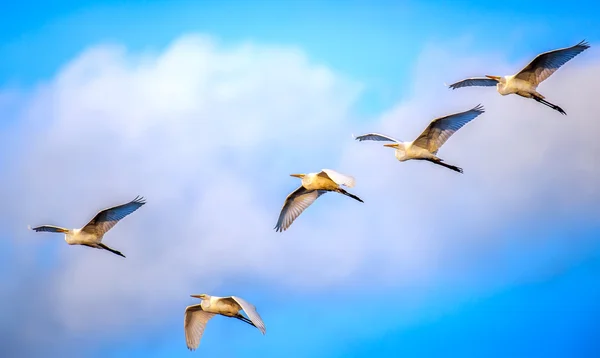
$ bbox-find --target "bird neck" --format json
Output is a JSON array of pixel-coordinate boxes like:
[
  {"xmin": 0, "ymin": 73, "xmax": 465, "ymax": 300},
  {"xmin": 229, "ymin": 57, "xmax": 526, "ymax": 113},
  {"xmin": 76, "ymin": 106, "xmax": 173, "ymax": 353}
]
[
  {"xmin": 301, "ymin": 175, "xmax": 314, "ymax": 187},
  {"xmin": 394, "ymin": 142, "xmax": 408, "ymax": 160},
  {"xmin": 64, "ymin": 229, "xmax": 76, "ymax": 244}
]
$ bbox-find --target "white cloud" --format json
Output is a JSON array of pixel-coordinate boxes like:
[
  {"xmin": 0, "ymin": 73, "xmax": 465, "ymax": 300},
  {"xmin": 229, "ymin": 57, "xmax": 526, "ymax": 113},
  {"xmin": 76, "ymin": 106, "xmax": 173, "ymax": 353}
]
[{"xmin": 1, "ymin": 34, "xmax": 599, "ymax": 354}]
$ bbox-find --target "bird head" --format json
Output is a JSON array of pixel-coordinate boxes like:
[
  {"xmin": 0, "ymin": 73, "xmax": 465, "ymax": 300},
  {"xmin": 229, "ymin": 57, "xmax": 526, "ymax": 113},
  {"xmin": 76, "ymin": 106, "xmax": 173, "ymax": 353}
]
[
  {"xmin": 190, "ymin": 294, "xmax": 208, "ymax": 300},
  {"xmin": 485, "ymin": 75, "xmax": 504, "ymax": 83},
  {"xmin": 290, "ymin": 173, "xmax": 306, "ymax": 179}
]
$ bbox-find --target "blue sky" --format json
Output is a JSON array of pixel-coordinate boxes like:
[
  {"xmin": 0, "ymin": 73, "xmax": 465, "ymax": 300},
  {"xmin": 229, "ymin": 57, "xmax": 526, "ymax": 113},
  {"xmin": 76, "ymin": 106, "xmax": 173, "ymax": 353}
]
[{"xmin": 1, "ymin": 1, "xmax": 600, "ymax": 357}]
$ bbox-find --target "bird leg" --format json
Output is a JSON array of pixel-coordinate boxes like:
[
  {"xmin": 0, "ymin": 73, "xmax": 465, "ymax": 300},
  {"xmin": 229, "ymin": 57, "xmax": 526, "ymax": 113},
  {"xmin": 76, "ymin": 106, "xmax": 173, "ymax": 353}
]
[
  {"xmin": 336, "ymin": 188, "xmax": 364, "ymax": 203},
  {"xmin": 97, "ymin": 243, "xmax": 126, "ymax": 258},
  {"xmin": 234, "ymin": 314, "xmax": 257, "ymax": 328},
  {"xmin": 532, "ymin": 96, "xmax": 566, "ymax": 115},
  {"xmin": 424, "ymin": 158, "xmax": 463, "ymax": 173}
]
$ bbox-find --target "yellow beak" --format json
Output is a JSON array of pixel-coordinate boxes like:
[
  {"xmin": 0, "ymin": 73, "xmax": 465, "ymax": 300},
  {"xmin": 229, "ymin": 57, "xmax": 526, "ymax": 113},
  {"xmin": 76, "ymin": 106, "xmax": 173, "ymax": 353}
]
[
  {"xmin": 190, "ymin": 294, "xmax": 203, "ymax": 299},
  {"xmin": 290, "ymin": 174, "xmax": 304, "ymax": 178},
  {"xmin": 485, "ymin": 75, "xmax": 501, "ymax": 81},
  {"xmin": 383, "ymin": 143, "xmax": 398, "ymax": 148}
]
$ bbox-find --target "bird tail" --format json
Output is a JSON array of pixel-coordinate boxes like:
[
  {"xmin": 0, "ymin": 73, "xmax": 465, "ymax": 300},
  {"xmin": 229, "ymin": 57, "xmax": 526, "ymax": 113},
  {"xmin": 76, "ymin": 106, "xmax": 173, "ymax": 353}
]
[
  {"xmin": 337, "ymin": 188, "xmax": 364, "ymax": 203},
  {"xmin": 427, "ymin": 159, "xmax": 463, "ymax": 173},
  {"xmin": 533, "ymin": 96, "xmax": 566, "ymax": 115},
  {"xmin": 97, "ymin": 243, "xmax": 126, "ymax": 258}
]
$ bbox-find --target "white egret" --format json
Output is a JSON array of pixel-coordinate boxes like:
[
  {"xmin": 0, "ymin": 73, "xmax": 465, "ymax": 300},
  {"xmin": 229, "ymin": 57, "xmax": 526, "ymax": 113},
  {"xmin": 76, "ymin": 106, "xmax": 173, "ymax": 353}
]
[
  {"xmin": 29, "ymin": 196, "xmax": 146, "ymax": 258},
  {"xmin": 274, "ymin": 169, "xmax": 363, "ymax": 232},
  {"xmin": 447, "ymin": 40, "xmax": 590, "ymax": 115},
  {"xmin": 184, "ymin": 294, "xmax": 266, "ymax": 351},
  {"xmin": 355, "ymin": 104, "xmax": 485, "ymax": 173}
]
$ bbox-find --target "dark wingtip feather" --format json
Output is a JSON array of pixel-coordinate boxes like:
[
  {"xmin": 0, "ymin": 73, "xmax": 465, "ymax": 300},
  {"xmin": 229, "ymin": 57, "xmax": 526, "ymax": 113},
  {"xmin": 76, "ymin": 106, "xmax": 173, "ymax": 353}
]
[
  {"xmin": 131, "ymin": 195, "xmax": 146, "ymax": 205},
  {"xmin": 577, "ymin": 39, "xmax": 591, "ymax": 49},
  {"xmin": 473, "ymin": 103, "xmax": 485, "ymax": 113}
]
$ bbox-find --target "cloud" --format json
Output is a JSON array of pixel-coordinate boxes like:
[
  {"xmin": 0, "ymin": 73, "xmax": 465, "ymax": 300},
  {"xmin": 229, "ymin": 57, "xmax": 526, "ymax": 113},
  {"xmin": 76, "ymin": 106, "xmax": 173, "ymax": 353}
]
[{"xmin": 1, "ymin": 34, "xmax": 599, "ymax": 355}]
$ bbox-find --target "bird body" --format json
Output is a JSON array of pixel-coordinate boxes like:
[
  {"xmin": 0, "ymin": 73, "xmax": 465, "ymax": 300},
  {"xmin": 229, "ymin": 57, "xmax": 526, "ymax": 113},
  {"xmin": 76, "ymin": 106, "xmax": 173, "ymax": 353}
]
[
  {"xmin": 29, "ymin": 196, "xmax": 146, "ymax": 258},
  {"xmin": 447, "ymin": 40, "xmax": 590, "ymax": 115},
  {"xmin": 355, "ymin": 104, "xmax": 485, "ymax": 173},
  {"xmin": 274, "ymin": 169, "xmax": 363, "ymax": 232},
  {"xmin": 184, "ymin": 294, "xmax": 266, "ymax": 351},
  {"xmin": 387, "ymin": 141, "xmax": 437, "ymax": 162},
  {"xmin": 297, "ymin": 171, "xmax": 344, "ymax": 191},
  {"xmin": 65, "ymin": 228, "xmax": 100, "ymax": 245},
  {"xmin": 201, "ymin": 295, "xmax": 243, "ymax": 316}
]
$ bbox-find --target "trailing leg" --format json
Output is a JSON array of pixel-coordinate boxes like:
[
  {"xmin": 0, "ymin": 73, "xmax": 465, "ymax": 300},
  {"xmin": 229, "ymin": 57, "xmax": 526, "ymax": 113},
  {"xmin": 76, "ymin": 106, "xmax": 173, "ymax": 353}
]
[
  {"xmin": 336, "ymin": 188, "xmax": 364, "ymax": 203},
  {"xmin": 97, "ymin": 243, "xmax": 126, "ymax": 258},
  {"xmin": 533, "ymin": 96, "xmax": 566, "ymax": 115},
  {"xmin": 426, "ymin": 158, "xmax": 463, "ymax": 173}
]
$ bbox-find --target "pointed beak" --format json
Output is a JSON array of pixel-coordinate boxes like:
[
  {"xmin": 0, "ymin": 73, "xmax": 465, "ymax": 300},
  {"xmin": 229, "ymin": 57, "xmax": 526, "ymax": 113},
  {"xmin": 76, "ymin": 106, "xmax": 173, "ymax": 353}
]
[
  {"xmin": 485, "ymin": 75, "xmax": 501, "ymax": 81},
  {"xmin": 290, "ymin": 174, "xmax": 304, "ymax": 178},
  {"xmin": 383, "ymin": 143, "xmax": 398, "ymax": 148},
  {"xmin": 190, "ymin": 294, "xmax": 203, "ymax": 299}
]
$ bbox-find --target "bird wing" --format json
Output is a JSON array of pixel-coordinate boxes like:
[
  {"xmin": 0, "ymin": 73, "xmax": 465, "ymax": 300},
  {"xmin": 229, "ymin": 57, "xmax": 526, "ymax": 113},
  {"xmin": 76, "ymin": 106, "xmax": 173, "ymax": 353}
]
[
  {"xmin": 514, "ymin": 40, "xmax": 590, "ymax": 86},
  {"xmin": 446, "ymin": 77, "xmax": 498, "ymax": 89},
  {"xmin": 274, "ymin": 186, "xmax": 325, "ymax": 232},
  {"xmin": 28, "ymin": 225, "xmax": 69, "ymax": 233},
  {"xmin": 412, "ymin": 104, "xmax": 485, "ymax": 153},
  {"xmin": 354, "ymin": 133, "xmax": 400, "ymax": 143},
  {"xmin": 320, "ymin": 169, "xmax": 356, "ymax": 188},
  {"xmin": 81, "ymin": 196, "xmax": 146, "ymax": 236},
  {"xmin": 228, "ymin": 296, "xmax": 266, "ymax": 334},
  {"xmin": 184, "ymin": 304, "xmax": 216, "ymax": 351}
]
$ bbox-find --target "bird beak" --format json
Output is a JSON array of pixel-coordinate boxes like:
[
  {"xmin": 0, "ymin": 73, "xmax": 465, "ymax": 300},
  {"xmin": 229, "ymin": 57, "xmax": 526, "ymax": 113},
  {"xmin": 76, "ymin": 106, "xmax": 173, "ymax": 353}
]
[
  {"xmin": 290, "ymin": 174, "xmax": 304, "ymax": 178},
  {"xmin": 485, "ymin": 75, "xmax": 501, "ymax": 81},
  {"xmin": 383, "ymin": 143, "xmax": 398, "ymax": 148},
  {"xmin": 190, "ymin": 294, "xmax": 203, "ymax": 299}
]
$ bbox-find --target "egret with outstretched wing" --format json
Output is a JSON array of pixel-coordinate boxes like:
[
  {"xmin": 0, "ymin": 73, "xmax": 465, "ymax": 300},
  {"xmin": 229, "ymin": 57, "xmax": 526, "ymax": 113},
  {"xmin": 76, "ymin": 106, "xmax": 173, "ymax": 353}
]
[
  {"xmin": 274, "ymin": 169, "xmax": 363, "ymax": 232},
  {"xmin": 447, "ymin": 40, "xmax": 590, "ymax": 115},
  {"xmin": 355, "ymin": 104, "xmax": 485, "ymax": 173},
  {"xmin": 184, "ymin": 293, "xmax": 266, "ymax": 351},
  {"xmin": 29, "ymin": 196, "xmax": 146, "ymax": 258}
]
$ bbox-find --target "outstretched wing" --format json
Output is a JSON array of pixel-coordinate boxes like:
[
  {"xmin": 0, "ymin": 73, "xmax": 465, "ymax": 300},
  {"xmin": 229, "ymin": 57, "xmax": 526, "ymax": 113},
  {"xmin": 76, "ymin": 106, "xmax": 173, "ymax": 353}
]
[
  {"xmin": 229, "ymin": 296, "xmax": 266, "ymax": 334},
  {"xmin": 412, "ymin": 104, "xmax": 485, "ymax": 153},
  {"xmin": 354, "ymin": 133, "xmax": 400, "ymax": 143},
  {"xmin": 515, "ymin": 40, "xmax": 590, "ymax": 86},
  {"xmin": 320, "ymin": 169, "xmax": 356, "ymax": 188},
  {"xmin": 446, "ymin": 77, "xmax": 498, "ymax": 90},
  {"xmin": 28, "ymin": 225, "xmax": 69, "ymax": 233},
  {"xmin": 81, "ymin": 196, "xmax": 146, "ymax": 236},
  {"xmin": 184, "ymin": 304, "xmax": 216, "ymax": 351},
  {"xmin": 274, "ymin": 186, "xmax": 325, "ymax": 232}
]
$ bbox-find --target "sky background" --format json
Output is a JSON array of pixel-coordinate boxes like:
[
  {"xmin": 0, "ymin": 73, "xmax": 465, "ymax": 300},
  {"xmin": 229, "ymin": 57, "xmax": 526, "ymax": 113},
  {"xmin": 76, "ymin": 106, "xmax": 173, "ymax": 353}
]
[{"xmin": 1, "ymin": 0, "xmax": 599, "ymax": 357}]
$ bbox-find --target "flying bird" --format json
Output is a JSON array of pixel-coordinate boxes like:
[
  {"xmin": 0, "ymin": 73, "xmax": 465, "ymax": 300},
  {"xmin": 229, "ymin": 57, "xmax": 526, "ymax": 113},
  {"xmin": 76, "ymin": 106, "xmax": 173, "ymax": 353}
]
[
  {"xmin": 274, "ymin": 169, "xmax": 363, "ymax": 232},
  {"xmin": 446, "ymin": 40, "xmax": 590, "ymax": 115},
  {"xmin": 354, "ymin": 104, "xmax": 485, "ymax": 173},
  {"xmin": 184, "ymin": 294, "xmax": 266, "ymax": 351},
  {"xmin": 29, "ymin": 196, "xmax": 146, "ymax": 258}
]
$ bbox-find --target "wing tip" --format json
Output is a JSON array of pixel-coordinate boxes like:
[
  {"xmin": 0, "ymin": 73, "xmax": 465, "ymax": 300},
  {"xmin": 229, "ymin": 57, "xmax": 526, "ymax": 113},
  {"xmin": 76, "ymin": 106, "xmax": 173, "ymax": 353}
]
[
  {"xmin": 273, "ymin": 223, "xmax": 286, "ymax": 232},
  {"xmin": 577, "ymin": 39, "xmax": 590, "ymax": 49},
  {"xmin": 131, "ymin": 195, "xmax": 147, "ymax": 206}
]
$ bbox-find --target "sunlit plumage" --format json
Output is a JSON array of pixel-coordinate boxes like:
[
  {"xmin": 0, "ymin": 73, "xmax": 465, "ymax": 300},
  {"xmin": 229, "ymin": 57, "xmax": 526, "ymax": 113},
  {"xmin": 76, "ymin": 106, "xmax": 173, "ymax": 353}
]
[
  {"xmin": 274, "ymin": 169, "xmax": 363, "ymax": 232},
  {"xmin": 29, "ymin": 196, "xmax": 146, "ymax": 258},
  {"xmin": 355, "ymin": 104, "xmax": 485, "ymax": 173},
  {"xmin": 447, "ymin": 40, "xmax": 590, "ymax": 115},
  {"xmin": 184, "ymin": 294, "xmax": 266, "ymax": 351}
]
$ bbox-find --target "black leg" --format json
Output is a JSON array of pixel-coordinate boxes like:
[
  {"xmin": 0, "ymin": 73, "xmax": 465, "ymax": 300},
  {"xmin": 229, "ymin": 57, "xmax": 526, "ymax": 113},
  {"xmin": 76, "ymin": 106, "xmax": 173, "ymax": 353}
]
[
  {"xmin": 533, "ymin": 97, "xmax": 566, "ymax": 115},
  {"xmin": 97, "ymin": 243, "xmax": 126, "ymax": 258}
]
